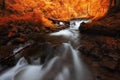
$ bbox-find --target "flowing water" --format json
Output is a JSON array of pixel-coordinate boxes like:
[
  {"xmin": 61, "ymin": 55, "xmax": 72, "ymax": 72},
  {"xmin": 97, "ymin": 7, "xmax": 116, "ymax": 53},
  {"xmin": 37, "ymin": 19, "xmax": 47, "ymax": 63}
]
[{"xmin": 0, "ymin": 19, "xmax": 93, "ymax": 80}]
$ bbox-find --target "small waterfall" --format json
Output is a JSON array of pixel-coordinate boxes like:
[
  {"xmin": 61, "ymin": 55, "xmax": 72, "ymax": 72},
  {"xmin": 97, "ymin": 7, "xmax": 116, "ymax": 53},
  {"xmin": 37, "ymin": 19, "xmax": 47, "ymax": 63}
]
[
  {"xmin": 54, "ymin": 43, "xmax": 93, "ymax": 80},
  {"xmin": 0, "ymin": 19, "xmax": 93, "ymax": 80},
  {"xmin": 14, "ymin": 57, "xmax": 58, "ymax": 80},
  {"xmin": 63, "ymin": 43, "xmax": 83, "ymax": 80},
  {"xmin": 0, "ymin": 57, "xmax": 28, "ymax": 80},
  {"xmin": 55, "ymin": 67, "xmax": 70, "ymax": 80},
  {"xmin": 70, "ymin": 19, "xmax": 91, "ymax": 30}
]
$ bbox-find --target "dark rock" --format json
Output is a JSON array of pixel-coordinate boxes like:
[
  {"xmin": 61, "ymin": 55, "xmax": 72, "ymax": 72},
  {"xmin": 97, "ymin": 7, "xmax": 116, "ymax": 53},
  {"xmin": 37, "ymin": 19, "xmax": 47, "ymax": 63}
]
[
  {"xmin": 108, "ymin": 52, "xmax": 120, "ymax": 61},
  {"xmin": 80, "ymin": 33, "xmax": 120, "ymax": 80},
  {"xmin": 100, "ymin": 56, "xmax": 117, "ymax": 70},
  {"xmin": 118, "ymin": 63, "xmax": 120, "ymax": 72},
  {"xmin": 80, "ymin": 12, "xmax": 120, "ymax": 37},
  {"xmin": 22, "ymin": 42, "xmax": 54, "ymax": 64}
]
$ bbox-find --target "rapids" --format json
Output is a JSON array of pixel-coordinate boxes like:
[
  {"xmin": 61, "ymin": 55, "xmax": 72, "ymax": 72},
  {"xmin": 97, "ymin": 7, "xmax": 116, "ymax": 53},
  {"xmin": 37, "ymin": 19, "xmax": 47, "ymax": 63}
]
[{"xmin": 0, "ymin": 19, "xmax": 93, "ymax": 80}]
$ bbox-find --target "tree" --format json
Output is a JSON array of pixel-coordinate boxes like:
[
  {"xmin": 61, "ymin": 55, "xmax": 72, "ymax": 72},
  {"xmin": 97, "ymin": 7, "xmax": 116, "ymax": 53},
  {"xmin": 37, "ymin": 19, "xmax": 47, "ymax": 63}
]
[
  {"xmin": 108, "ymin": 0, "xmax": 120, "ymax": 13},
  {"xmin": 0, "ymin": 0, "xmax": 6, "ymax": 10},
  {"xmin": 115, "ymin": 0, "xmax": 120, "ymax": 8}
]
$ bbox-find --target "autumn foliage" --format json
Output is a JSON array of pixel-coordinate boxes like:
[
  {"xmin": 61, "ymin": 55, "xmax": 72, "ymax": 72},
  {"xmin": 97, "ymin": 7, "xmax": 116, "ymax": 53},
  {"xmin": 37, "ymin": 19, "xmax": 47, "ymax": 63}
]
[{"xmin": 0, "ymin": 0, "xmax": 110, "ymax": 28}]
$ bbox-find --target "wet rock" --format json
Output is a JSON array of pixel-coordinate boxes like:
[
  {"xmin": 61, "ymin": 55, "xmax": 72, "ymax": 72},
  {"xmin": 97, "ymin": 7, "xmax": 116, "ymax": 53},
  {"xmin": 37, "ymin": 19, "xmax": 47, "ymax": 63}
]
[
  {"xmin": 22, "ymin": 42, "xmax": 54, "ymax": 64},
  {"xmin": 108, "ymin": 52, "xmax": 120, "ymax": 61},
  {"xmin": 80, "ymin": 12, "xmax": 120, "ymax": 37},
  {"xmin": 80, "ymin": 41, "xmax": 95, "ymax": 53},
  {"xmin": 100, "ymin": 57, "xmax": 118, "ymax": 70},
  {"xmin": 80, "ymin": 32, "xmax": 120, "ymax": 80}
]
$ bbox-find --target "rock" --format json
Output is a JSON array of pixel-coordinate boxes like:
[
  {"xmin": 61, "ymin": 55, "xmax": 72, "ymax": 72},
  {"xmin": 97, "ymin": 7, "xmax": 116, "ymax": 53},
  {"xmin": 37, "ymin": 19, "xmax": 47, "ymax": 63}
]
[
  {"xmin": 117, "ymin": 62, "xmax": 120, "ymax": 72},
  {"xmin": 100, "ymin": 56, "xmax": 118, "ymax": 70},
  {"xmin": 108, "ymin": 52, "xmax": 120, "ymax": 61},
  {"xmin": 22, "ymin": 42, "xmax": 54, "ymax": 64},
  {"xmin": 80, "ymin": 33, "xmax": 120, "ymax": 80},
  {"xmin": 79, "ymin": 12, "xmax": 120, "ymax": 37}
]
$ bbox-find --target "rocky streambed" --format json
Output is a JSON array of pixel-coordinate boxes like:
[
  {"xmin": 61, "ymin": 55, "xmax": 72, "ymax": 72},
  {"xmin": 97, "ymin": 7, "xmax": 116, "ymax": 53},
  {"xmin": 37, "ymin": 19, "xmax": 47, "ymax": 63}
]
[
  {"xmin": 80, "ymin": 34, "xmax": 120, "ymax": 80},
  {"xmin": 0, "ymin": 12, "xmax": 120, "ymax": 80}
]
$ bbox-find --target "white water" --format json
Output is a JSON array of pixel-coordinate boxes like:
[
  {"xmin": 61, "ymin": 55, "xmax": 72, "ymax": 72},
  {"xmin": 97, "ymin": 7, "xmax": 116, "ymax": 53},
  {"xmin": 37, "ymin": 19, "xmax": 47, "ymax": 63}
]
[
  {"xmin": 70, "ymin": 19, "xmax": 91, "ymax": 30},
  {"xmin": 0, "ymin": 19, "xmax": 93, "ymax": 80},
  {"xmin": 55, "ymin": 67, "xmax": 70, "ymax": 80},
  {"xmin": 14, "ymin": 57, "xmax": 59, "ymax": 80},
  {"xmin": 0, "ymin": 57, "xmax": 28, "ymax": 80}
]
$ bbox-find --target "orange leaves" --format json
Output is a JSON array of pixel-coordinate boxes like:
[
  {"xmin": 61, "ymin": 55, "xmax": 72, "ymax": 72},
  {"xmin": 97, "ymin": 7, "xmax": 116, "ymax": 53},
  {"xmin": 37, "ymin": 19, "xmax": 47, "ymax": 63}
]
[
  {"xmin": 37, "ymin": 0, "xmax": 110, "ymax": 20},
  {"xmin": 0, "ymin": 0, "xmax": 110, "ymax": 29}
]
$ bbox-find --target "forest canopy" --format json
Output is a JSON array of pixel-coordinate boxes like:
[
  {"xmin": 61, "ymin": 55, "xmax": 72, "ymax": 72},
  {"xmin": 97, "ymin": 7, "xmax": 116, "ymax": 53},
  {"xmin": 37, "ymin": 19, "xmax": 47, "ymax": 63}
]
[{"xmin": 0, "ymin": 0, "xmax": 114, "ymax": 28}]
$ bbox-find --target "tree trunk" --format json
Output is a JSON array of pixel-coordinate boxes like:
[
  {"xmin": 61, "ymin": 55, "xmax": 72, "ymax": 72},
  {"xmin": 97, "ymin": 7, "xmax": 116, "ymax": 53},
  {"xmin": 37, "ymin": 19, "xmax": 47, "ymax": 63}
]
[
  {"xmin": 0, "ymin": 0, "xmax": 5, "ymax": 10},
  {"xmin": 109, "ymin": 0, "xmax": 113, "ymax": 8},
  {"xmin": 115, "ymin": 0, "xmax": 120, "ymax": 8},
  {"xmin": 108, "ymin": 0, "xmax": 113, "ymax": 12}
]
